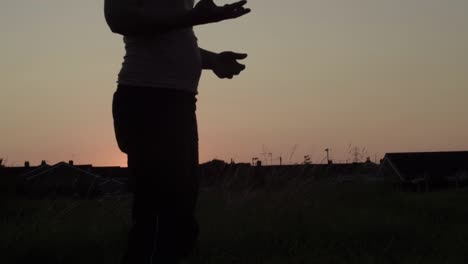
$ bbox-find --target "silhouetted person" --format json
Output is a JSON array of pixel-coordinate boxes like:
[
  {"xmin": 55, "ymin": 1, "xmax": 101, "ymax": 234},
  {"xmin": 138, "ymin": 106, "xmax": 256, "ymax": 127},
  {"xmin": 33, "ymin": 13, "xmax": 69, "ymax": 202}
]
[{"xmin": 104, "ymin": 0, "xmax": 250, "ymax": 263}]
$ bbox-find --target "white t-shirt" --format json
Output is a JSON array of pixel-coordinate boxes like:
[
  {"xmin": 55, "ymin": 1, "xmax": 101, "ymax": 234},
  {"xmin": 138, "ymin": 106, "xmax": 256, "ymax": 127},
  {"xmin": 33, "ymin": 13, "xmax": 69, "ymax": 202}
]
[{"xmin": 117, "ymin": 0, "xmax": 202, "ymax": 93}]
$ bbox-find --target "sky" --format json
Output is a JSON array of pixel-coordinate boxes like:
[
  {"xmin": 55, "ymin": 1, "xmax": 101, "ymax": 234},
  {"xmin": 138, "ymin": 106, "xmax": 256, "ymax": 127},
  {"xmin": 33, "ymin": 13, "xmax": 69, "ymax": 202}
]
[{"xmin": 1, "ymin": 0, "xmax": 468, "ymax": 167}]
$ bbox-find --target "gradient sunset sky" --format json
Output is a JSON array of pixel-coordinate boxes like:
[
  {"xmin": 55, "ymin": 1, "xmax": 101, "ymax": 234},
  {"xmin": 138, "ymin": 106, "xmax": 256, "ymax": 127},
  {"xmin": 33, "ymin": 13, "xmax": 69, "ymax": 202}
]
[{"xmin": 1, "ymin": 0, "xmax": 468, "ymax": 166}]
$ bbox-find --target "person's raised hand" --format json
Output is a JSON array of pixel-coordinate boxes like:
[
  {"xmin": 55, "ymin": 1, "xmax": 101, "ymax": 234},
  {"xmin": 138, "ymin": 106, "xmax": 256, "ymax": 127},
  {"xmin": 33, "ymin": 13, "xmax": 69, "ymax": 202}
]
[
  {"xmin": 193, "ymin": 0, "xmax": 251, "ymax": 25},
  {"xmin": 212, "ymin": 51, "xmax": 248, "ymax": 79}
]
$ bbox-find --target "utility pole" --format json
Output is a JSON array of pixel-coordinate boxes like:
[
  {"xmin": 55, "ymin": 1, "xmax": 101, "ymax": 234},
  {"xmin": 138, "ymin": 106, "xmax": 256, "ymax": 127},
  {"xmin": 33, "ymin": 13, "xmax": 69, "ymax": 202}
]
[
  {"xmin": 289, "ymin": 144, "xmax": 298, "ymax": 164},
  {"xmin": 325, "ymin": 148, "xmax": 331, "ymax": 164},
  {"xmin": 261, "ymin": 145, "xmax": 273, "ymax": 165},
  {"xmin": 348, "ymin": 145, "xmax": 367, "ymax": 163}
]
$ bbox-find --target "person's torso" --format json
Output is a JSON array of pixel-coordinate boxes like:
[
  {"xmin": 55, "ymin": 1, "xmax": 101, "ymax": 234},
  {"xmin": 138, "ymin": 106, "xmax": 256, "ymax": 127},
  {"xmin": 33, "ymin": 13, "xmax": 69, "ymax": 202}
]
[{"xmin": 118, "ymin": 0, "xmax": 201, "ymax": 93}]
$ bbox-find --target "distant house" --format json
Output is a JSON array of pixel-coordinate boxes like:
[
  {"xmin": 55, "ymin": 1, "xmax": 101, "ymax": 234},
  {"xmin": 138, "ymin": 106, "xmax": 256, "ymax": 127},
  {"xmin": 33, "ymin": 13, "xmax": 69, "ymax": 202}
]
[
  {"xmin": 17, "ymin": 161, "xmax": 127, "ymax": 198},
  {"xmin": 379, "ymin": 151, "xmax": 468, "ymax": 190},
  {"xmin": 98, "ymin": 178, "xmax": 127, "ymax": 196}
]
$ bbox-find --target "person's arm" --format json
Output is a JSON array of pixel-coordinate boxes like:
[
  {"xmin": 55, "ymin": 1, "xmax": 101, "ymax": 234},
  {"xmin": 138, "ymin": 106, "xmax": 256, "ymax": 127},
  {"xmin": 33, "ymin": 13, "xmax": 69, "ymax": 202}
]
[
  {"xmin": 200, "ymin": 48, "xmax": 218, "ymax": 70},
  {"xmin": 104, "ymin": 0, "xmax": 251, "ymax": 36},
  {"xmin": 200, "ymin": 48, "xmax": 248, "ymax": 79}
]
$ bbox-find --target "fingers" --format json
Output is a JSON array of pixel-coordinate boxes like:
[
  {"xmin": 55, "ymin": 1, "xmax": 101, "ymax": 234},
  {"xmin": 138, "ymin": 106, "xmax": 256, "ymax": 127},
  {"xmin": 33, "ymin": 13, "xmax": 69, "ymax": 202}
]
[
  {"xmin": 214, "ymin": 52, "xmax": 248, "ymax": 79},
  {"xmin": 228, "ymin": 7, "xmax": 251, "ymax": 19},
  {"xmin": 224, "ymin": 0, "xmax": 248, "ymax": 10},
  {"xmin": 231, "ymin": 64, "xmax": 245, "ymax": 76},
  {"xmin": 222, "ymin": 54, "xmax": 246, "ymax": 71},
  {"xmin": 223, "ymin": 0, "xmax": 251, "ymax": 19},
  {"xmin": 195, "ymin": 0, "xmax": 250, "ymax": 24},
  {"xmin": 228, "ymin": 54, "xmax": 247, "ymax": 75},
  {"xmin": 222, "ymin": 63, "xmax": 246, "ymax": 79},
  {"xmin": 229, "ymin": 52, "xmax": 248, "ymax": 60},
  {"xmin": 235, "ymin": 63, "xmax": 246, "ymax": 72},
  {"xmin": 223, "ymin": 51, "xmax": 248, "ymax": 60},
  {"xmin": 215, "ymin": 64, "xmax": 245, "ymax": 79}
]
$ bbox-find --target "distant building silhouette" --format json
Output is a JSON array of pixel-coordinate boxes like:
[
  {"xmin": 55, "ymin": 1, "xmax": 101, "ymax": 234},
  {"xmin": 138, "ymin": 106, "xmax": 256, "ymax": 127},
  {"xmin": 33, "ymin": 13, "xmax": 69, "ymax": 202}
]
[
  {"xmin": 379, "ymin": 151, "xmax": 468, "ymax": 191},
  {"xmin": 199, "ymin": 159, "xmax": 379, "ymax": 189}
]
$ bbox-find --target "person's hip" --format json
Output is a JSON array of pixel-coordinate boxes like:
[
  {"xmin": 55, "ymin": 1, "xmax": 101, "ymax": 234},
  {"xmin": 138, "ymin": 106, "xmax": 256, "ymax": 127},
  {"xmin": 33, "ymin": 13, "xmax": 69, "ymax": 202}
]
[{"xmin": 112, "ymin": 84, "xmax": 198, "ymax": 155}]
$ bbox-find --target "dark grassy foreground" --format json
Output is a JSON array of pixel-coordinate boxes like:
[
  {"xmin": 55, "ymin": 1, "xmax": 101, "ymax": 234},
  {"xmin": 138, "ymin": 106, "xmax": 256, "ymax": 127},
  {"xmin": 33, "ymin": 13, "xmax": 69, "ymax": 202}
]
[{"xmin": 3, "ymin": 180, "xmax": 468, "ymax": 264}]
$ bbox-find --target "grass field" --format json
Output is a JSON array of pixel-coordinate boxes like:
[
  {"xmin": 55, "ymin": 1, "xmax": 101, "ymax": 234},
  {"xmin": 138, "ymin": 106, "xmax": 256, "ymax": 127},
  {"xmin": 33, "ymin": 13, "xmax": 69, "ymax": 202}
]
[{"xmin": 2, "ymin": 179, "xmax": 468, "ymax": 264}]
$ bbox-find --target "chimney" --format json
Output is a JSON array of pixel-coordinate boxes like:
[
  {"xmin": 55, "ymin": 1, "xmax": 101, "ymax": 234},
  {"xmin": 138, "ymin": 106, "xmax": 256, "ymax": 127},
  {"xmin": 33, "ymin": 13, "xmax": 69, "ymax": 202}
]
[
  {"xmin": 41, "ymin": 160, "xmax": 47, "ymax": 166},
  {"xmin": 69, "ymin": 160, "xmax": 74, "ymax": 166},
  {"xmin": 24, "ymin": 161, "xmax": 30, "ymax": 168}
]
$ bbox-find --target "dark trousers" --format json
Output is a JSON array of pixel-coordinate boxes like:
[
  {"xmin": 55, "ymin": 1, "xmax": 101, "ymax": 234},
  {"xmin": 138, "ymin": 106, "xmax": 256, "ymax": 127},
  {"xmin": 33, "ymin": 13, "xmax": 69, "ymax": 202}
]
[{"xmin": 112, "ymin": 84, "xmax": 199, "ymax": 264}]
